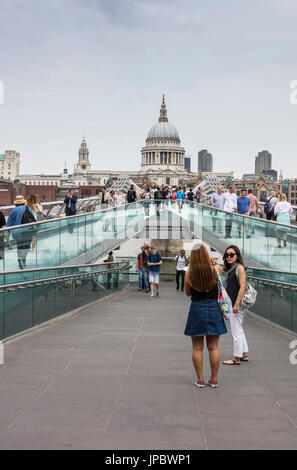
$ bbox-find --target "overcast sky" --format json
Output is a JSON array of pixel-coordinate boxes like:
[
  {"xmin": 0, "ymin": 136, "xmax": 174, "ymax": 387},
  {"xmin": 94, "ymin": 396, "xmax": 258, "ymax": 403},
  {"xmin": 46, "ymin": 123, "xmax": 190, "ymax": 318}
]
[{"xmin": 1, "ymin": 0, "xmax": 297, "ymax": 177}]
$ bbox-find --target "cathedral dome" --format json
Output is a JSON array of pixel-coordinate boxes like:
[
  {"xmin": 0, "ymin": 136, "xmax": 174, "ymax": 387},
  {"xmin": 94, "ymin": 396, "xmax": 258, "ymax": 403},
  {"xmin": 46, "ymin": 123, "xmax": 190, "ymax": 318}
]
[
  {"xmin": 147, "ymin": 122, "xmax": 180, "ymax": 142},
  {"xmin": 146, "ymin": 95, "xmax": 180, "ymax": 144}
]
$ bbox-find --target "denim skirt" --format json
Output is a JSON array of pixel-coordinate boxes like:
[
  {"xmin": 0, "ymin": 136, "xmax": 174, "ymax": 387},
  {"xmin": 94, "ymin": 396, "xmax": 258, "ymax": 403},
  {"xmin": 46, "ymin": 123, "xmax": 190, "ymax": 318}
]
[{"xmin": 184, "ymin": 299, "xmax": 227, "ymax": 336}]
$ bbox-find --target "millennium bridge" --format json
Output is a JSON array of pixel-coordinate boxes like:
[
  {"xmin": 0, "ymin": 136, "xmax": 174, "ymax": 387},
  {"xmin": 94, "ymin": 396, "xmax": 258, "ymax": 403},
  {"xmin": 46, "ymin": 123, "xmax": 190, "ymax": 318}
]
[{"xmin": 0, "ymin": 200, "xmax": 296, "ymax": 450}]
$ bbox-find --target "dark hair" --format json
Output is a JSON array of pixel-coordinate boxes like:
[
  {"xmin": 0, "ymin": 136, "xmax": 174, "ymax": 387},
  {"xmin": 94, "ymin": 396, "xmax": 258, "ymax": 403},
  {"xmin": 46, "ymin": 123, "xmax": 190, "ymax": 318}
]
[
  {"xmin": 223, "ymin": 245, "xmax": 246, "ymax": 272},
  {"xmin": 248, "ymin": 189, "xmax": 253, "ymax": 194},
  {"xmin": 241, "ymin": 188, "xmax": 246, "ymax": 193}
]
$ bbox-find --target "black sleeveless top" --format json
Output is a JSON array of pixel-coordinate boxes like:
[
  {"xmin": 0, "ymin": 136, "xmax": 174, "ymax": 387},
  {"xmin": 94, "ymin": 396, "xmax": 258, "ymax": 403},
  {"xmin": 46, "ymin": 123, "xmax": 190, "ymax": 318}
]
[
  {"xmin": 225, "ymin": 264, "xmax": 240, "ymax": 307},
  {"xmin": 190, "ymin": 284, "xmax": 218, "ymax": 302}
]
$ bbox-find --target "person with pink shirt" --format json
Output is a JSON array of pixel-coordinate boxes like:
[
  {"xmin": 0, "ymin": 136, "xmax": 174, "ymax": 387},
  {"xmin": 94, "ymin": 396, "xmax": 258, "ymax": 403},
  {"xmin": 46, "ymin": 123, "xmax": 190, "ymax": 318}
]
[{"xmin": 247, "ymin": 190, "xmax": 259, "ymax": 235}]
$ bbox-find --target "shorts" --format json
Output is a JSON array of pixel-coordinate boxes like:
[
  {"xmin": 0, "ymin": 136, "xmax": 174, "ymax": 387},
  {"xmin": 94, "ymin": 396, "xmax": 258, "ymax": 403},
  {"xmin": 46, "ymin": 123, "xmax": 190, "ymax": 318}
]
[{"xmin": 149, "ymin": 271, "xmax": 160, "ymax": 284}]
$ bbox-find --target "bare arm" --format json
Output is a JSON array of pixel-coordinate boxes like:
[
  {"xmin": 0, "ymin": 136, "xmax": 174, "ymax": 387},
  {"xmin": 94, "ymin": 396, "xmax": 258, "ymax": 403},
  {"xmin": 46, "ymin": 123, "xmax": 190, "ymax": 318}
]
[
  {"xmin": 210, "ymin": 257, "xmax": 223, "ymax": 276},
  {"xmin": 234, "ymin": 265, "xmax": 246, "ymax": 313}
]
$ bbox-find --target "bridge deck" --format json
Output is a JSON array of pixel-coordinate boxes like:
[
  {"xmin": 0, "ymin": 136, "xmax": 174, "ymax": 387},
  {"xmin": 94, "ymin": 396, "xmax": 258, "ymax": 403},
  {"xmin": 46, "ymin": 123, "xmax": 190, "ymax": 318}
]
[{"xmin": 0, "ymin": 284, "xmax": 297, "ymax": 450}]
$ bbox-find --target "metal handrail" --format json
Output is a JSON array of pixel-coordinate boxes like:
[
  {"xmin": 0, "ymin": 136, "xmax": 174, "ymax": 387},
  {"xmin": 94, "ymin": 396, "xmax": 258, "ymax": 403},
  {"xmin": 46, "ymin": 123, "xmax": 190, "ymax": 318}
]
[
  {"xmin": 0, "ymin": 261, "xmax": 127, "ymax": 276},
  {"xmin": 0, "ymin": 262, "xmax": 130, "ymax": 293}
]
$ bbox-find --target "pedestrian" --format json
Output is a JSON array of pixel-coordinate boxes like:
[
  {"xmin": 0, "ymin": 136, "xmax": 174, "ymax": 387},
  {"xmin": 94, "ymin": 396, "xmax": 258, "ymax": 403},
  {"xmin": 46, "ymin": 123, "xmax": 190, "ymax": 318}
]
[
  {"xmin": 196, "ymin": 187, "xmax": 202, "ymax": 203},
  {"xmin": 184, "ymin": 243, "xmax": 227, "ymax": 388},
  {"xmin": 154, "ymin": 187, "xmax": 162, "ymax": 216},
  {"xmin": 6, "ymin": 195, "xmax": 36, "ymax": 269},
  {"xmin": 101, "ymin": 187, "xmax": 108, "ymax": 208},
  {"xmin": 174, "ymin": 249, "xmax": 189, "ymax": 291},
  {"xmin": 127, "ymin": 185, "xmax": 137, "ymax": 204},
  {"xmin": 176, "ymin": 187, "xmax": 185, "ymax": 213},
  {"xmin": 247, "ymin": 189, "xmax": 259, "ymax": 234},
  {"xmin": 223, "ymin": 186, "xmax": 237, "ymax": 239},
  {"xmin": 115, "ymin": 191, "xmax": 125, "ymax": 206},
  {"xmin": 144, "ymin": 188, "xmax": 151, "ymax": 216},
  {"xmin": 142, "ymin": 244, "xmax": 150, "ymax": 293},
  {"xmin": 64, "ymin": 190, "xmax": 77, "ymax": 216},
  {"xmin": 264, "ymin": 191, "xmax": 278, "ymax": 221},
  {"xmin": 211, "ymin": 186, "xmax": 224, "ymax": 234},
  {"xmin": 108, "ymin": 190, "xmax": 116, "ymax": 208},
  {"xmin": 26, "ymin": 194, "xmax": 44, "ymax": 221},
  {"xmin": 104, "ymin": 251, "xmax": 114, "ymax": 289},
  {"xmin": 147, "ymin": 245, "xmax": 162, "ymax": 298},
  {"xmin": 237, "ymin": 189, "xmax": 251, "ymax": 238},
  {"xmin": 187, "ymin": 189, "xmax": 194, "ymax": 201},
  {"xmin": 274, "ymin": 193, "xmax": 293, "ymax": 248},
  {"xmin": 213, "ymin": 245, "xmax": 249, "ymax": 365},
  {"xmin": 136, "ymin": 246, "xmax": 144, "ymax": 291},
  {"xmin": 0, "ymin": 210, "xmax": 11, "ymax": 268}
]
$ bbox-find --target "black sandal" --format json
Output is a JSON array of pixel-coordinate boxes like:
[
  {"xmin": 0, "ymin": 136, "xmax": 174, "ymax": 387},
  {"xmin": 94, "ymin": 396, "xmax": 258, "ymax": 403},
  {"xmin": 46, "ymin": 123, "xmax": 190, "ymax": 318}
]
[{"xmin": 223, "ymin": 357, "xmax": 240, "ymax": 365}]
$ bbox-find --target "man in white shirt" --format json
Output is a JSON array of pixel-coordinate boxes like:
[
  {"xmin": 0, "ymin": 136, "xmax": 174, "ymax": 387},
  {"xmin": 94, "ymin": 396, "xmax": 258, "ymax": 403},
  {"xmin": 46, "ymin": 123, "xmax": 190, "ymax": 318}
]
[
  {"xmin": 223, "ymin": 186, "xmax": 237, "ymax": 238},
  {"xmin": 211, "ymin": 186, "xmax": 224, "ymax": 233}
]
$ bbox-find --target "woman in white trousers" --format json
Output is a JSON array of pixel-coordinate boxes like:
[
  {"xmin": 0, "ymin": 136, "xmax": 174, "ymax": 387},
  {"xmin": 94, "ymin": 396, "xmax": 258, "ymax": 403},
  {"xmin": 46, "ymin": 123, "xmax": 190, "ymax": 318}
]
[{"xmin": 213, "ymin": 245, "xmax": 248, "ymax": 365}]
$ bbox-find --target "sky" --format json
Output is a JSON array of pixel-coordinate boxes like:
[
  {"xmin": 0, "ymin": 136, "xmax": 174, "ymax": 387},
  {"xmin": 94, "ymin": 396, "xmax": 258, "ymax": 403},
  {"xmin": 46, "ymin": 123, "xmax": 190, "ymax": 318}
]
[{"xmin": 0, "ymin": 0, "xmax": 297, "ymax": 178}]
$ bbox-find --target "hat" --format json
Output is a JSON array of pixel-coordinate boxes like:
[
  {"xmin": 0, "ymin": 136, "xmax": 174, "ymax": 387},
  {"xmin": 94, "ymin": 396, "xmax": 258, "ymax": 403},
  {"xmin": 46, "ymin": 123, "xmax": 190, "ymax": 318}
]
[{"xmin": 14, "ymin": 195, "xmax": 27, "ymax": 205}]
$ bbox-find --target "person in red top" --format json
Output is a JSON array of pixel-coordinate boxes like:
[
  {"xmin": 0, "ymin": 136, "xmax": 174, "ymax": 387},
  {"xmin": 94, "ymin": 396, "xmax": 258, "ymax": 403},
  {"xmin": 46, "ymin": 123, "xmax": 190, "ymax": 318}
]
[{"xmin": 136, "ymin": 246, "xmax": 144, "ymax": 291}]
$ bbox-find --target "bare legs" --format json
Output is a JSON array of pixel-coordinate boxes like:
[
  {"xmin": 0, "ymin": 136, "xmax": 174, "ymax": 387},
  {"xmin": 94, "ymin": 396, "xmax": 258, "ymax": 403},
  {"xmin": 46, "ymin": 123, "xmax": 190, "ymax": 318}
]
[
  {"xmin": 206, "ymin": 336, "xmax": 220, "ymax": 385},
  {"xmin": 191, "ymin": 336, "xmax": 204, "ymax": 383},
  {"xmin": 191, "ymin": 335, "xmax": 220, "ymax": 385}
]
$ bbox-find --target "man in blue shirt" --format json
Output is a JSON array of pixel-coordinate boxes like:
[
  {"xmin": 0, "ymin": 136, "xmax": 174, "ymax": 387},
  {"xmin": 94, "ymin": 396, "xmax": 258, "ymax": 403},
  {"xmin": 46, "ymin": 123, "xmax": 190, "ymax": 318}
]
[
  {"xmin": 176, "ymin": 187, "xmax": 184, "ymax": 213},
  {"xmin": 237, "ymin": 189, "xmax": 251, "ymax": 238},
  {"xmin": 147, "ymin": 245, "xmax": 162, "ymax": 298}
]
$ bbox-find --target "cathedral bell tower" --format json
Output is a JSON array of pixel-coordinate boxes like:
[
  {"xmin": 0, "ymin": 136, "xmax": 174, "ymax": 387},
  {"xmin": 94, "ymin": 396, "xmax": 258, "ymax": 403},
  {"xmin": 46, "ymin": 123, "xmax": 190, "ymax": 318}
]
[{"xmin": 76, "ymin": 136, "xmax": 91, "ymax": 174}]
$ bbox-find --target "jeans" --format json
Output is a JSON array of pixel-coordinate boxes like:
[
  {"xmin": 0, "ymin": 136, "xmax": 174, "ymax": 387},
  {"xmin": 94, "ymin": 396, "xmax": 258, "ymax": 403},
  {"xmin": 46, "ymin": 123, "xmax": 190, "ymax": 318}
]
[
  {"xmin": 138, "ymin": 268, "xmax": 143, "ymax": 289},
  {"xmin": 176, "ymin": 270, "xmax": 185, "ymax": 290},
  {"xmin": 142, "ymin": 267, "xmax": 150, "ymax": 290}
]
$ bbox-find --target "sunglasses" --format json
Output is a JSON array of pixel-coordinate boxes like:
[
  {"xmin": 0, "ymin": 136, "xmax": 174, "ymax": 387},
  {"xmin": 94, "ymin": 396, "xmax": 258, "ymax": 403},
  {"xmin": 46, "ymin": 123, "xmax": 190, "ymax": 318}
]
[{"xmin": 225, "ymin": 253, "xmax": 236, "ymax": 259}]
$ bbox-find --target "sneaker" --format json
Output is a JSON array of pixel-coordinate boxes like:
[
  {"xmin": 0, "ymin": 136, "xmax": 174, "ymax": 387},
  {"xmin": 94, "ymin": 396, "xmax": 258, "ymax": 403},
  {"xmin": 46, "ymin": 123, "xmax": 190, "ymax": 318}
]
[
  {"xmin": 137, "ymin": 288, "xmax": 142, "ymax": 291},
  {"xmin": 194, "ymin": 380, "xmax": 205, "ymax": 388},
  {"xmin": 176, "ymin": 286, "xmax": 179, "ymax": 290},
  {"xmin": 150, "ymin": 295, "xmax": 155, "ymax": 299},
  {"xmin": 156, "ymin": 291, "xmax": 159, "ymax": 297},
  {"xmin": 145, "ymin": 289, "xmax": 149, "ymax": 293}
]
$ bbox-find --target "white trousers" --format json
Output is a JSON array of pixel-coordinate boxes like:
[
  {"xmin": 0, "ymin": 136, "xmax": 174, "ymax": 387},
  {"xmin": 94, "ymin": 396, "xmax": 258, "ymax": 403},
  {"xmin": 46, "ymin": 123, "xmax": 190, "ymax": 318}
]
[{"xmin": 230, "ymin": 309, "xmax": 248, "ymax": 358}]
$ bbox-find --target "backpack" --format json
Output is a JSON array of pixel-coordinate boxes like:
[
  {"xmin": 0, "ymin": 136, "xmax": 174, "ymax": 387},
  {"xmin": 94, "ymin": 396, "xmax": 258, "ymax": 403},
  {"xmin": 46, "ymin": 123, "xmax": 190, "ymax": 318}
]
[
  {"xmin": 264, "ymin": 197, "xmax": 274, "ymax": 216},
  {"xmin": 236, "ymin": 265, "xmax": 257, "ymax": 311},
  {"xmin": 21, "ymin": 207, "xmax": 36, "ymax": 225},
  {"xmin": 187, "ymin": 192, "xmax": 193, "ymax": 201},
  {"xmin": 172, "ymin": 192, "xmax": 177, "ymax": 200},
  {"xmin": 154, "ymin": 190, "xmax": 162, "ymax": 200}
]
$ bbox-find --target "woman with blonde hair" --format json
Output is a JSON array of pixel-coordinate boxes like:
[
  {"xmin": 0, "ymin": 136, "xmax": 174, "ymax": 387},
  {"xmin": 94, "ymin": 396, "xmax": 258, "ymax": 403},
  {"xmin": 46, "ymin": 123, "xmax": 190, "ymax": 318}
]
[
  {"xmin": 184, "ymin": 243, "xmax": 227, "ymax": 388},
  {"xmin": 274, "ymin": 193, "xmax": 293, "ymax": 248}
]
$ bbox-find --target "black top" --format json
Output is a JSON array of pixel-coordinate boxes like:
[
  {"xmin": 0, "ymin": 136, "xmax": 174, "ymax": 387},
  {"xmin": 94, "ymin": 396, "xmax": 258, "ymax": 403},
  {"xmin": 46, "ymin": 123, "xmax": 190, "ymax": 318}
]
[
  {"xmin": 161, "ymin": 189, "xmax": 168, "ymax": 199},
  {"xmin": 190, "ymin": 284, "xmax": 218, "ymax": 302},
  {"xmin": 0, "ymin": 211, "xmax": 5, "ymax": 229},
  {"xmin": 225, "ymin": 264, "xmax": 240, "ymax": 306},
  {"xmin": 127, "ymin": 190, "xmax": 136, "ymax": 203}
]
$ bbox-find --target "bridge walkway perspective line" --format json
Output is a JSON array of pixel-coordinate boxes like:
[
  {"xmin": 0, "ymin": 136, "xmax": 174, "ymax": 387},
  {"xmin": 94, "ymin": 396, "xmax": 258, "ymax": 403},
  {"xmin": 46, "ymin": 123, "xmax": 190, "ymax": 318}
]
[{"xmin": 0, "ymin": 284, "xmax": 297, "ymax": 450}]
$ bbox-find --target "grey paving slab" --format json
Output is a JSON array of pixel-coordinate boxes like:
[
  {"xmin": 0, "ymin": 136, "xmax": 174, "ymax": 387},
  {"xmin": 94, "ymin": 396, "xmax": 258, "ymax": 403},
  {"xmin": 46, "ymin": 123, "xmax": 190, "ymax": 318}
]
[{"xmin": 0, "ymin": 284, "xmax": 297, "ymax": 450}]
